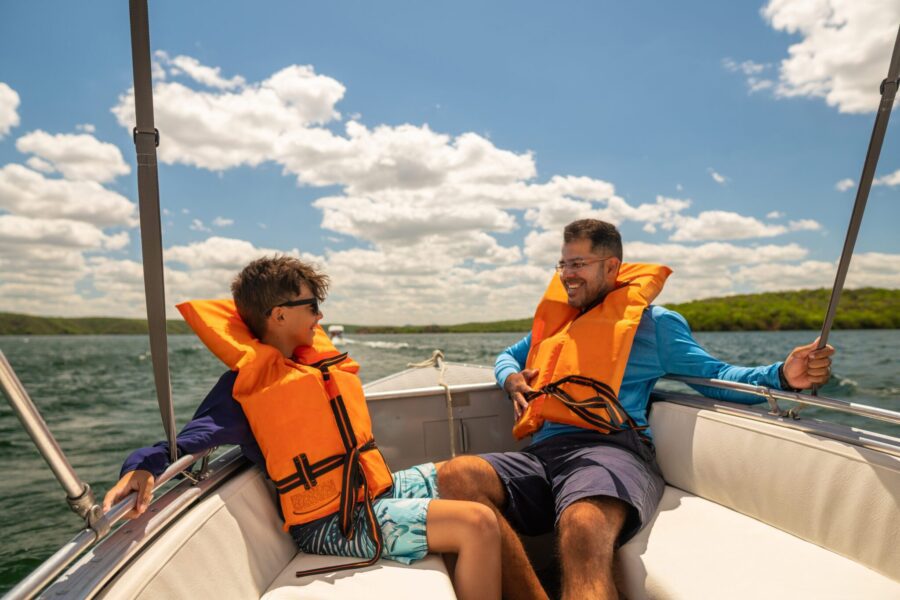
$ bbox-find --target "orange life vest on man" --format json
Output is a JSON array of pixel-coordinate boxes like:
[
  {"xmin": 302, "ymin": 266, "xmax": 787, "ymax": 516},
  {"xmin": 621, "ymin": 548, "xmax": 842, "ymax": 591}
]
[
  {"xmin": 512, "ymin": 263, "xmax": 672, "ymax": 440},
  {"xmin": 176, "ymin": 300, "xmax": 393, "ymax": 540}
]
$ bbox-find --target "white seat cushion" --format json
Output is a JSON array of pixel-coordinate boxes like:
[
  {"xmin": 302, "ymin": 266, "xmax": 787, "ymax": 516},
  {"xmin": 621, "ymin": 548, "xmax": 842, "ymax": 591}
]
[
  {"xmin": 262, "ymin": 553, "xmax": 455, "ymax": 599},
  {"xmin": 618, "ymin": 486, "xmax": 900, "ymax": 600}
]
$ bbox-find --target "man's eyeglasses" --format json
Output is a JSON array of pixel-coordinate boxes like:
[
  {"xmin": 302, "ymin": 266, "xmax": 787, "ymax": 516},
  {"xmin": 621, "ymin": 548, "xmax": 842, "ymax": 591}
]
[
  {"xmin": 266, "ymin": 297, "xmax": 320, "ymax": 316},
  {"xmin": 555, "ymin": 257, "xmax": 613, "ymax": 273}
]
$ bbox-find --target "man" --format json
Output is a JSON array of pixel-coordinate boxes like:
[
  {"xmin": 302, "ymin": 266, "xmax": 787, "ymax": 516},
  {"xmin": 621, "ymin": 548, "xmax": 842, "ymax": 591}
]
[{"xmin": 438, "ymin": 219, "xmax": 834, "ymax": 600}]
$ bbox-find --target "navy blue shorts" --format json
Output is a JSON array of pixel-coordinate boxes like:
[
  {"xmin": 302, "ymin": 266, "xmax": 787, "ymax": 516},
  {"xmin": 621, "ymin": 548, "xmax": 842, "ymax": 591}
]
[{"xmin": 480, "ymin": 429, "xmax": 665, "ymax": 544}]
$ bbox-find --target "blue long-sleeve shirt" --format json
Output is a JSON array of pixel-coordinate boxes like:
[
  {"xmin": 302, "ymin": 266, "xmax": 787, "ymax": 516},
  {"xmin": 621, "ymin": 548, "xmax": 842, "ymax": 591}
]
[
  {"xmin": 497, "ymin": 306, "xmax": 784, "ymax": 443},
  {"xmin": 120, "ymin": 370, "xmax": 265, "ymax": 477}
]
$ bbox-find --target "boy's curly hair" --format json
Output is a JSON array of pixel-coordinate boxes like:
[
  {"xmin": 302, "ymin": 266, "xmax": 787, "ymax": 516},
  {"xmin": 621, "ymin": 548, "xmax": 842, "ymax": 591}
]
[{"xmin": 231, "ymin": 255, "xmax": 329, "ymax": 339}]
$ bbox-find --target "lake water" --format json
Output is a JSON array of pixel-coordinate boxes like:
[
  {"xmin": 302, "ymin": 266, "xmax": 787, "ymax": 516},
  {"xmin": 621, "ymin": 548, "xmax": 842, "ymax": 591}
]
[{"xmin": 0, "ymin": 330, "xmax": 898, "ymax": 592}]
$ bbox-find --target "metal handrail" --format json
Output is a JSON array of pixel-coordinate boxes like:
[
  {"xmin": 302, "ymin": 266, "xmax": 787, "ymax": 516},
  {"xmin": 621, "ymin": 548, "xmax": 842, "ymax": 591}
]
[
  {"xmin": 365, "ymin": 381, "xmax": 499, "ymax": 401},
  {"xmin": 664, "ymin": 375, "xmax": 900, "ymax": 427},
  {"xmin": 2, "ymin": 449, "xmax": 212, "ymax": 600},
  {"xmin": 0, "ymin": 352, "xmax": 100, "ymax": 525}
]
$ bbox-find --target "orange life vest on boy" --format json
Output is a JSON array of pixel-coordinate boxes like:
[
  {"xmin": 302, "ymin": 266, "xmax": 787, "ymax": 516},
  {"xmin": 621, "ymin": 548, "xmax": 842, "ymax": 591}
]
[
  {"xmin": 177, "ymin": 300, "xmax": 393, "ymax": 536},
  {"xmin": 512, "ymin": 263, "xmax": 672, "ymax": 440}
]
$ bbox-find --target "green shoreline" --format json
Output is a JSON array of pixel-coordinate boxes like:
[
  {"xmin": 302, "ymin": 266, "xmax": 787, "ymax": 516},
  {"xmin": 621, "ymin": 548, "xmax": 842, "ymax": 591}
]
[{"xmin": 1, "ymin": 288, "xmax": 897, "ymax": 336}]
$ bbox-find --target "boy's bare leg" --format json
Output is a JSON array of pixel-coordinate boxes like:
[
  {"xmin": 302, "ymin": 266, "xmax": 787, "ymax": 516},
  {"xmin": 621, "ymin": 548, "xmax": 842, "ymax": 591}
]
[
  {"xmin": 557, "ymin": 497, "xmax": 628, "ymax": 600},
  {"xmin": 438, "ymin": 456, "xmax": 549, "ymax": 600},
  {"xmin": 426, "ymin": 499, "xmax": 500, "ymax": 600}
]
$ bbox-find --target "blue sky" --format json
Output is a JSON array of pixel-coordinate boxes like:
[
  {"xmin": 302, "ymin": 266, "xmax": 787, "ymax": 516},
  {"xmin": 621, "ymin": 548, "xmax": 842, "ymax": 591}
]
[{"xmin": 0, "ymin": 1, "xmax": 898, "ymax": 324}]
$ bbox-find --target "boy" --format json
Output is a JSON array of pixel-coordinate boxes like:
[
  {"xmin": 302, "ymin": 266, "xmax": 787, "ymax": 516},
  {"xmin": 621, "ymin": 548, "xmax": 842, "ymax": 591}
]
[{"xmin": 103, "ymin": 256, "xmax": 499, "ymax": 600}]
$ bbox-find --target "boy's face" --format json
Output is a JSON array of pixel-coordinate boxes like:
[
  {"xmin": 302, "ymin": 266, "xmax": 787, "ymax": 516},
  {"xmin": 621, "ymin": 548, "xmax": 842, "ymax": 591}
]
[{"xmin": 271, "ymin": 283, "xmax": 323, "ymax": 348}]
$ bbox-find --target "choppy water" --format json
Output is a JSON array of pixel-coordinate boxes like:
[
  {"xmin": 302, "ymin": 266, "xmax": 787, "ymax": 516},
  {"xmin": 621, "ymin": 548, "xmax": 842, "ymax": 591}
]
[{"xmin": 0, "ymin": 330, "xmax": 897, "ymax": 592}]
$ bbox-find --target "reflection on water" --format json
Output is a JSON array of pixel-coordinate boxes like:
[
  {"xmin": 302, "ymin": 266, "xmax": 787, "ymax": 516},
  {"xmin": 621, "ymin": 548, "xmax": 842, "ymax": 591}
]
[{"xmin": 0, "ymin": 329, "xmax": 897, "ymax": 591}]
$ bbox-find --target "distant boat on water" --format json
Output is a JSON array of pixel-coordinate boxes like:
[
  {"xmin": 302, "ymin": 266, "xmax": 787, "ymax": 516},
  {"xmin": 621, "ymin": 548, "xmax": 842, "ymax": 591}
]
[{"xmin": 327, "ymin": 324, "xmax": 346, "ymax": 345}]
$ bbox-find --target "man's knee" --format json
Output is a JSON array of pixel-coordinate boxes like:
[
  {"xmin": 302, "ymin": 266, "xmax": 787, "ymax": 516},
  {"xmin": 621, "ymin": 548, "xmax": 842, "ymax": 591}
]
[
  {"xmin": 558, "ymin": 497, "xmax": 628, "ymax": 558},
  {"xmin": 437, "ymin": 455, "xmax": 505, "ymax": 507}
]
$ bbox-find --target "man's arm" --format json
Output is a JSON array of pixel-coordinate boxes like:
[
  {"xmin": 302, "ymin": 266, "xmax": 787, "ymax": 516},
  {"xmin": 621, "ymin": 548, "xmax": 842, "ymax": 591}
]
[
  {"xmin": 655, "ymin": 310, "xmax": 833, "ymax": 404},
  {"xmin": 103, "ymin": 370, "xmax": 254, "ymax": 517},
  {"xmin": 495, "ymin": 333, "xmax": 539, "ymax": 420}
]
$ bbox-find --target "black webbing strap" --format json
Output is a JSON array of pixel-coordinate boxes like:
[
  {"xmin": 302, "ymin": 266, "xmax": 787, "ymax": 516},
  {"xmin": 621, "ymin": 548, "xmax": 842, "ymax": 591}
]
[
  {"xmin": 526, "ymin": 375, "xmax": 648, "ymax": 438},
  {"xmin": 294, "ymin": 361, "xmax": 385, "ymax": 577},
  {"xmin": 128, "ymin": 0, "xmax": 178, "ymax": 465}
]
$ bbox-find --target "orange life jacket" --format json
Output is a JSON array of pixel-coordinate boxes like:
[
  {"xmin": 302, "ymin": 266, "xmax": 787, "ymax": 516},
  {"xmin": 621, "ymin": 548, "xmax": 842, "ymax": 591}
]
[
  {"xmin": 177, "ymin": 299, "xmax": 393, "ymax": 574},
  {"xmin": 513, "ymin": 263, "xmax": 672, "ymax": 440}
]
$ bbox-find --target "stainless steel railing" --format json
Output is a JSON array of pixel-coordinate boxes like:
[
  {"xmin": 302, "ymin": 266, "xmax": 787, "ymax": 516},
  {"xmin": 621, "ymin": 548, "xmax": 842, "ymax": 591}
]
[
  {"xmin": 0, "ymin": 350, "xmax": 213, "ymax": 600},
  {"xmin": 664, "ymin": 375, "xmax": 900, "ymax": 427}
]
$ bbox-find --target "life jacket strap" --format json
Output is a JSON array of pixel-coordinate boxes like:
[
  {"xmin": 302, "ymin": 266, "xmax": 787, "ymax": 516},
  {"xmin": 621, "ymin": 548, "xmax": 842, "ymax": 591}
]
[
  {"xmin": 272, "ymin": 441, "xmax": 378, "ymax": 495},
  {"xmin": 294, "ymin": 359, "xmax": 386, "ymax": 577},
  {"xmin": 526, "ymin": 375, "xmax": 649, "ymax": 438}
]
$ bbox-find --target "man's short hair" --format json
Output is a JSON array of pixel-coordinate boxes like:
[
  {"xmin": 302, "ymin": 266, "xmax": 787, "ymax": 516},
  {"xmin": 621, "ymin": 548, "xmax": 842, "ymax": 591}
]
[
  {"xmin": 230, "ymin": 255, "xmax": 330, "ymax": 339},
  {"xmin": 563, "ymin": 219, "xmax": 623, "ymax": 260}
]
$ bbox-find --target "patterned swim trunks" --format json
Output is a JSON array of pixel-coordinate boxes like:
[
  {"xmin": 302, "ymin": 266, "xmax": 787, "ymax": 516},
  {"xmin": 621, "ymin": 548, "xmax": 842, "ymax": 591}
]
[{"xmin": 290, "ymin": 462, "xmax": 438, "ymax": 564}]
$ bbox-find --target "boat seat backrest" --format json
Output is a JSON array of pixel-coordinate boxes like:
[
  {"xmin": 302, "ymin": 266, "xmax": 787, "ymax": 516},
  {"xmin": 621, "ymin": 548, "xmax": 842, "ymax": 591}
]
[
  {"xmin": 649, "ymin": 400, "xmax": 900, "ymax": 581},
  {"xmin": 100, "ymin": 466, "xmax": 297, "ymax": 600}
]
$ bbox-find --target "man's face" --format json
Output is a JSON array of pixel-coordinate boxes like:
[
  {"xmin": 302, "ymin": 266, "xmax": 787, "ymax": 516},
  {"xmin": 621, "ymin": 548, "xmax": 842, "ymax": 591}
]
[{"xmin": 558, "ymin": 238, "xmax": 618, "ymax": 309}]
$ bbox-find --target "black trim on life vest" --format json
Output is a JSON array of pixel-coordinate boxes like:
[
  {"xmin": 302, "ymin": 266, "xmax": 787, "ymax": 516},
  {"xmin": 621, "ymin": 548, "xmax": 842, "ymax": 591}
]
[
  {"xmin": 294, "ymin": 360, "xmax": 385, "ymax": 579},
  {"xmin": 526, "ymin": 375, "xmax": 648, "ymax": 439}
]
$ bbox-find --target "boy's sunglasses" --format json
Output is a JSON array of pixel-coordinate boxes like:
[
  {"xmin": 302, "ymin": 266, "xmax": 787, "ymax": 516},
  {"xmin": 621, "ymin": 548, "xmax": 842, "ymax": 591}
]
[{"xmin": 266, "ymin": 298, "xmax": 320, "ymax": 316}]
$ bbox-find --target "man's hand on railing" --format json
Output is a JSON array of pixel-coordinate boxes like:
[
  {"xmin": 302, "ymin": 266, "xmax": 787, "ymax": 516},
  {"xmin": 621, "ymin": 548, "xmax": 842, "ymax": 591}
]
[
  {"xmin": 783, "ymin": 339, "xmax": 836, "ymax": 390},
  {"xmin": 102, "ymin": 469, "xmax": 155, "ymax": 519}
]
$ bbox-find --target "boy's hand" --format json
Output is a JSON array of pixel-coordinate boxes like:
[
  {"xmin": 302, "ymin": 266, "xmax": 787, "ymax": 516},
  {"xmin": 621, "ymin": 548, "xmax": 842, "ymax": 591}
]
[
  {"xmin": 505, "ymin": 368, "xmax": 538, "ymax": 420},
  {"xmin": 783, "ymin": 339, "xmax": 835, "ymax": 390},
  {"xmin": 103, "ymin": 470, "xmax": 155, "ymax": 519}
]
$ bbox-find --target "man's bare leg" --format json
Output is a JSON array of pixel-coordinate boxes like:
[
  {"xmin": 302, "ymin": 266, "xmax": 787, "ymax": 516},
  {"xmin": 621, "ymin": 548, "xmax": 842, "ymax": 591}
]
[
  {"xmin": 557, "ymin": 497, "xmax": 628, "ymax": 600},
  {"xmin": 438, "ymin": 456, "xmax": 549, "ymax": 600}
]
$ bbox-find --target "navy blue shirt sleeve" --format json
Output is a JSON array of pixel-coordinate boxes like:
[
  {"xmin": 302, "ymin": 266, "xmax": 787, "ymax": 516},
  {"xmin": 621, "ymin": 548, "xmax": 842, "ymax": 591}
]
[{"xmin": 120, "ymin": 370, "xmax": 263, "ymax": 478}]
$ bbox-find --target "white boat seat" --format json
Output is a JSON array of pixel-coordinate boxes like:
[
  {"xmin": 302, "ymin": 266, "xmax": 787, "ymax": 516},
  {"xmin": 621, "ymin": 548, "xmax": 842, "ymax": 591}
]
[
  {"xmin": 619, "ymin": 485, "xmax": 899, "ymax": 599},
  {"xmin": 618, "ymin": 400, "xmax": 900, "ymax": 599},
  {"xmin": 99, "ymin": 466, "xmax": 454, "ymax": 600},
  {"xmin": 262, "ymin": 554, "xmax": 454, "ymax": 599}
]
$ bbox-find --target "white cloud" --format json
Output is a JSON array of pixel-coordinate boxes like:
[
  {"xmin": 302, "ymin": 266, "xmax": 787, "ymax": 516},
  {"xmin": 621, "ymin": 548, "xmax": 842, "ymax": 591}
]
[
  {"xmin": 169, "ymin": 55, "xmax": 246, "ymax": 90},
  {"xmin": 835, "ymin": 177, "xmax": 855, "ymax": 191},
  {"xmin": 667, "ymin": 210, "xmax": 788, "ymax": 241},
  {"xmin": 762, "ymin": 0, "xmax": 900, "ymax": 114},
  {"xmin": 189, "ymin": 218, "xmax": 211, "ymax": 232},
  {"xmin": 112, "ymin": 59, "xmax": 347, "ymax": 171},
  {"xmin": 722, "ymin": 58, "xmax": 775, "ymax": 93},
  {"xmin": 709, "ymin": 169, "xmax": 728, "ymax": 185},
  {"xmin": 873, "ymin": 168, "xmax": 900, "ymax": 187},
  {"xmin": 788, "ymin": 219, "xmax": 822, "ymax": 232},
  {"xmin": 0, "ymin": 214, "xmax": 128, "ymax": 250},
  {"xmin": 75, "ymin": 123, "xmax": 96, "ymax": 133},
  {"xmin": 165, "ymin": 236, "xmax": 298, "ymax": 271},
  {"xmin": 766, "ymin": 211, "xmax": 784, "ymax": 219},
  {"xmin": 15, "ymin": 130, "xmax": 130, "ymax": 183},
  {"xmin": 0, "ymin": 82, "xmax": 21, "ymax": 138},
  {"xmin": 0, "ymin": 54, "xmax": 860, "ymax": 323},
  {"xmin": 25, "ymin": 156, "xmax": 55, "ymax": 174},
  {"xmin": 0, "ymin": 164, "xmax": 137, "ymax": 227}
]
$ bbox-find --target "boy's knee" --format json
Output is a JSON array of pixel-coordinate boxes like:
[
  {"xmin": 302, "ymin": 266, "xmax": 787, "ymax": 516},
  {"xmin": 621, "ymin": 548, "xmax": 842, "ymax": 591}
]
[
  {"xmin": 438, "ymin": 456, "xmax": 504, "ymax": 505},
  {"xmin": 460, "ymin": 502, "xmax": 500, "ymax": 543}
]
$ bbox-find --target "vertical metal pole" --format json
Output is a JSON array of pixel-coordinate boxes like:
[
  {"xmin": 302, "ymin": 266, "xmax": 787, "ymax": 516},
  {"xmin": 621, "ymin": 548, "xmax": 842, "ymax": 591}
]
[
  {"xmin": 816, "ymin": 25, "xmax": 900, "ymax": 352},
  {"xmin": 128, "ymin": 0, "xmax": 178, "ymax": 462}
]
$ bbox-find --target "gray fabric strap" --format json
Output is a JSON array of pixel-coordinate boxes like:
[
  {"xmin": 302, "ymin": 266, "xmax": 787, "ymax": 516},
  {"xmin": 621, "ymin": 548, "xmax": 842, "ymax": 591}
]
[
  {"xmin": 128, "ymin": 0, "xmax": 178, "ymax": 463},
  {"xmin": 818, "ymin": 24, "xmax": 900, "ymax": 351}
]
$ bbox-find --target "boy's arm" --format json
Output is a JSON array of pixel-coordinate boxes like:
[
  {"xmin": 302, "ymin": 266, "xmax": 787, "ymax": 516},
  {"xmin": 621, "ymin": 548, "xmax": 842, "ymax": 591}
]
[{"xmin": 103, "ymin": 370, "xmax": 251, "ymax": 517}]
